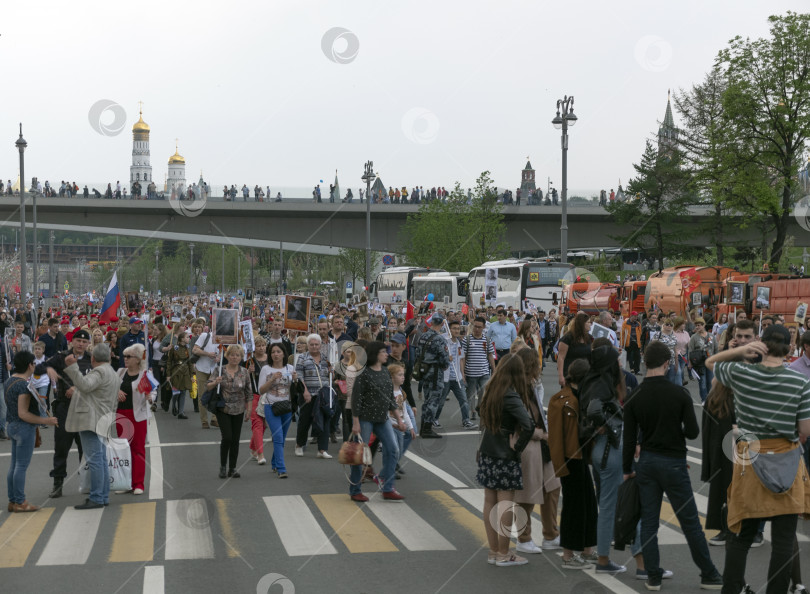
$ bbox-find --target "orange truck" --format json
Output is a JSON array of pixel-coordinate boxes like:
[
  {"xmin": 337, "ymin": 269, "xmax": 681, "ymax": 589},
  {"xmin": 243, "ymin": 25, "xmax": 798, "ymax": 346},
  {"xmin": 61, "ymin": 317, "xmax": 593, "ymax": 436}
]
[
  {"xmin": 718, "ymin": 274, "xmax": 810, "ymax": 323},
  {"xmin": 562, "ymin": 282, "xmax": 621, "ymax": 316},
  {"xmin": 644, "ymin": 266, "xmax": 737, "ymax": 321},
  {"xmin": 619, "ymin": 280, "xmax": 647, "ymax": 319}
]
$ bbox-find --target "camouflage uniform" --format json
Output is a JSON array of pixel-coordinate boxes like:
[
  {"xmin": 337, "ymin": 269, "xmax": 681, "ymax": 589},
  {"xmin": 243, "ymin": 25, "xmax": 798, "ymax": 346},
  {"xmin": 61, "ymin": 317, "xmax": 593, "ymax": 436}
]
[{"xmin": 416, "ymin": 328, "xmax": 450, "ymax": 432}]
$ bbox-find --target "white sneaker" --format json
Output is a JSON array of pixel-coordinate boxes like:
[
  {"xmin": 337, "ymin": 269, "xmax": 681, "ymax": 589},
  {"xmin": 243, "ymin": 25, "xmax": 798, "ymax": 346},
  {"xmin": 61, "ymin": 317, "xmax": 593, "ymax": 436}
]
[
  {"xmin": 132, "ymin": 488, "xmax": 144, "ymax": 495},
  {"xmin": 541, "ymin": 536, "xmax": 562, "ymax": 550},
  {"xmin": 316, "ymin": 451, "xmax": 333, "ymax": 459},
  {"xmin": 295, "ymin": 447, "xmax": 304, "ymax": 457},
  {"xmin": 515, "ymin": 540, "xmax": 543, "ymax": 554},
  {"xmin": 257, "ymin": 457, "xmax": 267, "ymax": 465}
]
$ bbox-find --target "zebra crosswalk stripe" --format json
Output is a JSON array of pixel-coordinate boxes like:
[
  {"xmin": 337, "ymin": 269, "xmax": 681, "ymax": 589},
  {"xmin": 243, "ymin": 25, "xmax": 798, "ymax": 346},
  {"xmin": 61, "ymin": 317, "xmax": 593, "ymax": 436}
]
[{"xmin": 37, "ymin": 507, "xmax": 104, "ymax": 566}]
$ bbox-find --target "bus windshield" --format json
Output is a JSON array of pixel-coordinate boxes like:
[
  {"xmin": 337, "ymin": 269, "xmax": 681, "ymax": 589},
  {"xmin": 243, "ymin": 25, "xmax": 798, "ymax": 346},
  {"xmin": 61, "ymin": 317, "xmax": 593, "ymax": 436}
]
[
  {"xmin": 526, "ymin": 265, "xmax": 569, "ymax": 286},
  {"xmin": 413, "ymin": 279, "xmax": 453, "ymax": 302}
]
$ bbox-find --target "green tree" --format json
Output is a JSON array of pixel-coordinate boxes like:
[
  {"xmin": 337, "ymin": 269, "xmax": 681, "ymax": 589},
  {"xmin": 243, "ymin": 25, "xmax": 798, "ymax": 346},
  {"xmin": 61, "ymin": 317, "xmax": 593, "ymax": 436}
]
[
  {"xmin": 401, "ymin": 171, "xmax": 508, "ymax": 270},
  {"xmin": 607, "ymin": 140, "xmax": 694, "ymax": 269},
  {"xmin": 338, "ymin": 248, "xmax": 379, "ymax": 288},
  {"xmin": 717, "ymin": 11, "xmax": 810, "ymax": 269}
]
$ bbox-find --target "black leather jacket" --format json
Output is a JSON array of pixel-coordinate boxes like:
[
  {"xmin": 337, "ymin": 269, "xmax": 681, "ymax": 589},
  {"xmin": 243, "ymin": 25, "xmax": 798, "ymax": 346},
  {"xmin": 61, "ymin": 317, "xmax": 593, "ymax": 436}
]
[{"xmin": 479, "ymin": 389, "xmax": 535, "ymax": 461}]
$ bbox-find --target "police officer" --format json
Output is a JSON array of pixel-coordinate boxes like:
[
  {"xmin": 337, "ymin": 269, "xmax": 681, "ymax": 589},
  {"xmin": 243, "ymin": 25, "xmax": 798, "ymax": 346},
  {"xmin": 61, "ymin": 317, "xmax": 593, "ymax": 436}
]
[
  {"xmin": 415, "ymin": 314, "xmax": 450, "ymax": 439},
  {"xmin": 35, "ymin": 329, "xmax": 93, "ymax": 498}
]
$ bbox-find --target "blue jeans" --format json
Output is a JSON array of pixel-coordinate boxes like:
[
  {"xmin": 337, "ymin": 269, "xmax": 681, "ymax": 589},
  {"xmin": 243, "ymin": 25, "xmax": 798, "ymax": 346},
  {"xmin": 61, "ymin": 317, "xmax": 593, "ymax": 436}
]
[
  {"xmin": 436, "ymin": 379, "xmax": 470, "ymax": 424},
  {"xmin": 465, "ymin": 374, "xmax": 489, "ymax": 413},
  {"xmin": 171, "ymin": 389, "xmax": 187, "ymax": 415},
  {"xmin": 7, "ymin": 421, "xmax": 37, "ymax": 504},
  {"xmin": 590, "ymin": 434, "xmax": 641, "ymax": 557},
  {"xmin": 264, "ymin": 404, "xmax": 292, "ymax": 473},
  {"xmin": 0, "ymin": 383, "xmax": 6, "ymax": 432},
  {"xmin": 80, "ymin": 431, "xmax": 109, "ymax": 504},
  {"xmin": 665, "ymin": 359, "xmax": 681, "ymax": 386},
  {"xmin": 636, "ymin": 451, "xmax": 719, "ymax": 581},
  {"xmin": 696, "ymin": 367, "xmax": 713, "ymax": 403},
  {"xmin": 394, "ymin": 425, "xmax": 414, "ymax": 463},
  {"xmin": 349, "ymin": 419, "xmax": 400, "ymax": 495}
]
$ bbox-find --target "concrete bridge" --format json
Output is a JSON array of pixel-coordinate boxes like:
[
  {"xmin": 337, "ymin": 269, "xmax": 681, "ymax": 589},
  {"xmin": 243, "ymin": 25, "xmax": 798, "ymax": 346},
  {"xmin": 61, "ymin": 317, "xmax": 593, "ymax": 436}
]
[{"xmin": 0, "ymin": 197, "xmax": 800, "ymax": 252}]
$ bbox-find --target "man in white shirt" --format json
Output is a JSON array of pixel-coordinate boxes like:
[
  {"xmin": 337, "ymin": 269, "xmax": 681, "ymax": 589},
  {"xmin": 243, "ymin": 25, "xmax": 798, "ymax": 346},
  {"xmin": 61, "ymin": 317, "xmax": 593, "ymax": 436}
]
[{"xmin": 192, "ymin": 329, "xmax": 220, "ymax": 429}]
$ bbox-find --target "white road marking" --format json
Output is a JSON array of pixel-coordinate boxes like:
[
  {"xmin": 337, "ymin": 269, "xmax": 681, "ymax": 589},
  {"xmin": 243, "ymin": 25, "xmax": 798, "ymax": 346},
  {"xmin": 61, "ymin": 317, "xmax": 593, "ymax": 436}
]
[
  {"xmin": 263, "ymin": 495, "xmax": 337, "ymax": 556},
  {"xmin": 37, "ymin": 507, "xmax": 104, "ymax": 565},
  {"xmin": 148, "ymin": 416, "xmax": 164, "ymax": 500},
  {"xmin": 365, "ymin": 496, "xmax": 455, "ymax": 551},
  {"xmin": 403, "ymin": 451, "xmax": 467, "ymax": 488},
  {"xmin": 165, "ymin": 499, "xmax": 215, "ymax": 559},
  {"xmin": 143, "ymin": 565, "xmax": 164, "ymax": 594}
]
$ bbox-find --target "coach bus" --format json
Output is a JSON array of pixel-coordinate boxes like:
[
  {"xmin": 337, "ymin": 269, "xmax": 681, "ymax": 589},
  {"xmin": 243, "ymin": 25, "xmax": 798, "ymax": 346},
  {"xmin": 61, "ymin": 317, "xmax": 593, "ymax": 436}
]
[
  {"xmin": 371, "ymin": 266, "xmax": 446, "ymax": 303},
  {"xmin": 412, "ymin": 272, "xmax": 469, "ymax": 310},
  {"xmin": 468, "ymin": 259, "xmax": 577, "ymax": 311}
]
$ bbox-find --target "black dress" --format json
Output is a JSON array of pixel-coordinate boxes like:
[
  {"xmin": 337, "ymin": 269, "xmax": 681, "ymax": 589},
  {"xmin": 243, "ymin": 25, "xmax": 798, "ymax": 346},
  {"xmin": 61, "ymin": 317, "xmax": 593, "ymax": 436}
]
[
  {"xmin": 560, "ymin": 333, "xmax": 592, "ymax": 377},
  {"xmin": 700, "ymin": 403, "xmax": 735, "ymax": 531}
]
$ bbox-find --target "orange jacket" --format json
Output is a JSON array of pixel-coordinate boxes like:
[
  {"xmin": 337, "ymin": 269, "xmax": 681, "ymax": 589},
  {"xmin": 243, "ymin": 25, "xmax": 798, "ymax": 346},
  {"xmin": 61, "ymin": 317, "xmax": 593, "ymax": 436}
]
[{"xmin": 620, "ymin": 321, "xmax": 642, "ymax": 349}]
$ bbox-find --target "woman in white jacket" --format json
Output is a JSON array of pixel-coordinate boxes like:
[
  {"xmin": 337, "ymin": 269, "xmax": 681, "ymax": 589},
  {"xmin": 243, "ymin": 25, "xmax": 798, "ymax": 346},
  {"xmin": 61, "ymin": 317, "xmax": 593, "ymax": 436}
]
[{"xmin": 117, "ymin": 343, "xmax": 156, "ymax": 495}]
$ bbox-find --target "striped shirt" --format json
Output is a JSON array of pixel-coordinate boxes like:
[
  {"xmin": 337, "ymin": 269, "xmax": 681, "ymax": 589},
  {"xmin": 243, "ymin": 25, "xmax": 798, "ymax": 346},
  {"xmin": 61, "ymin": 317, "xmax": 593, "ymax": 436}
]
[
  {"xmin": 462, "ymin": 335, "xmax": 495, "ymax": 378},
  {"xmin": 714, "ymin": 361, "xmax": 810, "ymax": 441}
]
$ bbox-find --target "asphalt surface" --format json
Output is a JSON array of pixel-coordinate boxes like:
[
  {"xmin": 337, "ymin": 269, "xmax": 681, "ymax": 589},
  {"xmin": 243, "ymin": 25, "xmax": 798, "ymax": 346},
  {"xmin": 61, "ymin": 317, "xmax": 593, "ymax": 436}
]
[{"xmin": 0, "ymin": 369, "xmax": 807, "ymax": 594}]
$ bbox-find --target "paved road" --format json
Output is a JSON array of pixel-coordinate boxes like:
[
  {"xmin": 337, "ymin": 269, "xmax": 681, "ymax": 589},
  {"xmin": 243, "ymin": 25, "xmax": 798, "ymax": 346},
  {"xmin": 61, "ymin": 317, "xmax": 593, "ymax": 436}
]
[{"xmin": 0, "ymin": 371, "xmax": 806, "ymax": 594}]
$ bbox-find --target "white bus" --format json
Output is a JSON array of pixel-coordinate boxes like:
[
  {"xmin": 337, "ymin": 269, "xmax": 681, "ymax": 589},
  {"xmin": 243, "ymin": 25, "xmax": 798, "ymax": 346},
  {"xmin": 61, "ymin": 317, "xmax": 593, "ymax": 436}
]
[
  {"xmin": 371, "ymin": 266, "xmax": 446, "ymax": 303},
  {"xmin": 411, "ymin": 272, "xmax": 469, "ymax": 310},
  {"xmin": 468, "ymin": 259, "xmax": 576, "ymax": 311}
]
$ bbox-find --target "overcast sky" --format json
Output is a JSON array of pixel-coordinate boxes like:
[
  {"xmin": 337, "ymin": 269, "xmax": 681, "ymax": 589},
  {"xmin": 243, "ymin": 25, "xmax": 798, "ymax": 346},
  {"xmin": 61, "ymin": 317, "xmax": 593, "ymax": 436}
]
[{"xmin": 0, "ymin": 1, "xmax": 802, "ymax": 197}]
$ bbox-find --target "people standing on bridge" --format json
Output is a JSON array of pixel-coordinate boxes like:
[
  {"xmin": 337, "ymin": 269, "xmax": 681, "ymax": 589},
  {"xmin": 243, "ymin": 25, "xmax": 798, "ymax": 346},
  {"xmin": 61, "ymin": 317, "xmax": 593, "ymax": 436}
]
[{"xmin": 207, "ymin": 344, "xmax": 252, "ymax": 479}]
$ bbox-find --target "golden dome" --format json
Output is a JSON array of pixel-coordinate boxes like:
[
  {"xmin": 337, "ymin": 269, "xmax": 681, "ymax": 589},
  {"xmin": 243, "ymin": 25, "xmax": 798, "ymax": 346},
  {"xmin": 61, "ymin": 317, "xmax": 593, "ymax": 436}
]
[
  {"xmin": 132, "ymin": 103, "xmax": 150, "ymax": 133},
  {"xmin": 168, "ymin": 140, "xmax": 185, "ymax": 165}
]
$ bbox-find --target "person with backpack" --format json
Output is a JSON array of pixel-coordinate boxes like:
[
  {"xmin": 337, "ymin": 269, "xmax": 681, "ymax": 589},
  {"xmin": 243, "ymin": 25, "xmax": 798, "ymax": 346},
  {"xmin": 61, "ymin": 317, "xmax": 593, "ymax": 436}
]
[
  {"xmin": 577, "ymin": 344, "xmax": 641, "ymax": 576},
  {"xmin": 414, "ymin": 314, "xmax": 450, "ymax": 438}
]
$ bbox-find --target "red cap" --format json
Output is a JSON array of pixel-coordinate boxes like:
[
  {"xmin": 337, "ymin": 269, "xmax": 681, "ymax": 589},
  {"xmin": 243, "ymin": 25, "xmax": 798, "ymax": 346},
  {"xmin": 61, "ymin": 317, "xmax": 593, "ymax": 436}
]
[
  {"xmin": 60, "ymin": 317, "xmax": 70, "ymax": 324},
  {"xmin": 155, "ymin": 310, "xmax": 162, "ymax": 315},
  {"xmin": 90, "ymin": 314, "xmax": 98, "ymax": 319},
  {"xmin": 110, "ymin": 316, "xmax": 119, "ymax": 323},
  {"xmin": 630, "ymin": 311, "xmax": 639, "ymax": 316}
]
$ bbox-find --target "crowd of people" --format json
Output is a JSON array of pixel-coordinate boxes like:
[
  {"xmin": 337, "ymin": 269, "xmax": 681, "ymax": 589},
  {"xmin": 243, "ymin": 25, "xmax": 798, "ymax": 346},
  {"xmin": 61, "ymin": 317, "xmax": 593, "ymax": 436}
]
[{"xmin": 0, "ymin": 292, "xmax": 808, "ymax": 592}]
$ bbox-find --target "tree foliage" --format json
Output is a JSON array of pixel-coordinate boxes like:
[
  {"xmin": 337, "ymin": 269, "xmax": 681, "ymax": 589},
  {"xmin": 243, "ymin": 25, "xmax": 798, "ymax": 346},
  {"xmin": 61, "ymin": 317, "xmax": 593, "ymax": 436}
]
[
  {"xmin": 716, "ymin": 11, "xmax": 810, "ymax": 269},
  {"xmin": 606, "ymin": 140, "xmax": 694, "ymax": 269},
  {"xmin": 401, "ymin": 171, "xmax": 509, "ymax": 270}
]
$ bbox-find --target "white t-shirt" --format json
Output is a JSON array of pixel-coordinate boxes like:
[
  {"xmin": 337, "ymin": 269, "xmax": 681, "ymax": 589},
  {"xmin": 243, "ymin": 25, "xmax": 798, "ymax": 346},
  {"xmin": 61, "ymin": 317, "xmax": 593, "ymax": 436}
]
[
  {"xmin": 258, "ymin": 364, "xmax": 295, "ymax": 406},
  {"xmin": 193, "ymin": 332, "xmax": 219, "ymax": 374}
]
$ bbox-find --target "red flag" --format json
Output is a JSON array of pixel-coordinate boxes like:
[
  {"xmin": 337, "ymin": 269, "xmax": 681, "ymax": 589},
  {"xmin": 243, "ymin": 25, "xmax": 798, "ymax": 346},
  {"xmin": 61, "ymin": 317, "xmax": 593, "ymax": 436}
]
[
  {"xmin": 406, "ymin": 301, "xmax": 415, "ymax": 322},
  {"xmin": 679, "ymin": 267, "xmax": 701, "ymax": 298}
]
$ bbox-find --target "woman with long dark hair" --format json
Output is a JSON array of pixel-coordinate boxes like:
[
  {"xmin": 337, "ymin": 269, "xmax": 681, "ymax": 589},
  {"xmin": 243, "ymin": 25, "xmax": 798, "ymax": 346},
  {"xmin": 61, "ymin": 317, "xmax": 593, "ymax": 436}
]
[
  {"xmin": 258, "ymin": 343, "xmax": 296, "ymax": 478},
  {"xmin": 477, "ymin": 353, "xmax": 535, "ymax": 567},
  {"xmin": 556, "ymin": 312, "xmax": 592, "ymax": 387},
  {"xmin": 701, "ymin": 380, "xmax": 735, "ymax": 545}
]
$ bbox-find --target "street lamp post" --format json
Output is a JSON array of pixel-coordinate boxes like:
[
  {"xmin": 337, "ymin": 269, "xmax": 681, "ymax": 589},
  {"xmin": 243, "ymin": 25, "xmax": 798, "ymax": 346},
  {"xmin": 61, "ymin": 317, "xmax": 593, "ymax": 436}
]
[
  {"xmin": 551, "ymin": 96, "xmax": 577, "ymax": 264},
  {"xmin": 361, "ymin": 161, "xmax": 376, "ymax": 289},
  {"xmin": 189, "ymin": 242, "xmax": 195, "ymax": 291},
  {"xmin": 221, "ymin": 244, "xmax": 225, "ymax": 293},
  {"xmin": 154, "ymin": 246, "xmax": 159, "ymax": 295},
  {"xmin": 15, "ymin": 124, "xmax": 27, "ymax": 298},
  {"xmin": 32, "ymin": 182, "xmax": 38, "ymax": 300},
  {"xmin": 49, "ymin": 231, "xmax": 54, "ymax": 299}
]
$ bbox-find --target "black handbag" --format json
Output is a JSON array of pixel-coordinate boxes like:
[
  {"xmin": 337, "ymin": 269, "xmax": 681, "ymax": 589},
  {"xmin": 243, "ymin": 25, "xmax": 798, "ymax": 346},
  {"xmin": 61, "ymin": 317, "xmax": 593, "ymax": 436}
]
[{"xmin": 271, "ymin": 399, "xmax": 292, "ymax": 416}]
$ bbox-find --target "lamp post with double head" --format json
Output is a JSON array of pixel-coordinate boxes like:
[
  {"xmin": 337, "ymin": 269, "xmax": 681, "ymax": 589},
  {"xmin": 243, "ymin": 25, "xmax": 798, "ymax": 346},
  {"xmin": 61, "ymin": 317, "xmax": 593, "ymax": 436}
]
[
  {"xmin": 15, "ymin": 124, "xmax": 27, "ymax": 299},
  {"xmin": 361, "ymin": 161, "xmax": 376, "ymax": 289},
  {"xmin": 551, "ymin": 96, "xmax": 577, "ymax": 264}
]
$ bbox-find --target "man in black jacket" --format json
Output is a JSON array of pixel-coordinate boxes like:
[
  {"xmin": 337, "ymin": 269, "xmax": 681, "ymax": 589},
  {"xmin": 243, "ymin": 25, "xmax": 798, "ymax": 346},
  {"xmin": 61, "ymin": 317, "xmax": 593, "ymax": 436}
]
[
  {"xmin": 622, "ymin": 341, "xmax": 723, "ymax": 591},
  {"xmin": 37, "ymin": 329, "xmax": 93, "ymax": 498}
]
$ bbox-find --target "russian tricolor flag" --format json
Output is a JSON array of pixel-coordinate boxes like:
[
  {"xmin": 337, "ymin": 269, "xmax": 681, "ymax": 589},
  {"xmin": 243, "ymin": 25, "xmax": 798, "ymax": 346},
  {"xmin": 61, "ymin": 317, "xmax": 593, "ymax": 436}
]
[{"xmin": 99, "ymin": 271, "xmax": 121, "ymax": 324}]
